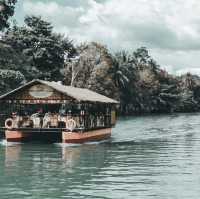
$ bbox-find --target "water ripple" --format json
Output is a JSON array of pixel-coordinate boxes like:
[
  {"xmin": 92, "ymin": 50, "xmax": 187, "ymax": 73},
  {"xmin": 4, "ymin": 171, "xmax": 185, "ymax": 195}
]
[{"xmin": 1, "ymin": 113, "xmax": 200, "ymax": 198}]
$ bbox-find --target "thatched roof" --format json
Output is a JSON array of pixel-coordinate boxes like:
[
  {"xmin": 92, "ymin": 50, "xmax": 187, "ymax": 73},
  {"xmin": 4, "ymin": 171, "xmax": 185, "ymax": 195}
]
[{"xmin": 0, "ymin": 79, "xmax": 119, "ymax": 104}]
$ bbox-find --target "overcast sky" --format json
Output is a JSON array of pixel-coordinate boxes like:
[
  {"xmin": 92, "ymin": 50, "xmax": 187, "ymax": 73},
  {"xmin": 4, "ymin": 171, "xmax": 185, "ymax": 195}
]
[{"xmin": 14, "ymin": 0, "xmax": 200, "ymax": 75}]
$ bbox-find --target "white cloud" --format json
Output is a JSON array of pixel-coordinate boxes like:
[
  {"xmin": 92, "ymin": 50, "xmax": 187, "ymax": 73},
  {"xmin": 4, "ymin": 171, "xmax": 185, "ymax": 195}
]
[
  {"xmin": 21, "ymin": 0, "xmax": 200, "ymax": 75},
  {"xmin": 23, "ymin": 1, "xmax": 85, "ymax": 29},
  {"xmin": 176, "ymin": 68, "xmax": 200, "ymax": 76}
]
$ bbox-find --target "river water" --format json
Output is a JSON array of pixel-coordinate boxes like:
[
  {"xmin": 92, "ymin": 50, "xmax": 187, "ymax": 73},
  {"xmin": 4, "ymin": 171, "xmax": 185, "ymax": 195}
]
[{"xmin": 0, "ymin": 113, "xmax": 200, "ymax": 199}]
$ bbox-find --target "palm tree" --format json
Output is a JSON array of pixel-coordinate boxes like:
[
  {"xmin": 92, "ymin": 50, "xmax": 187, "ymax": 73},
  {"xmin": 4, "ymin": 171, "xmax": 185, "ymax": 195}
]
[{"xmin": 112, "ymin": 51, "xmax": 132, "ymax": 89}]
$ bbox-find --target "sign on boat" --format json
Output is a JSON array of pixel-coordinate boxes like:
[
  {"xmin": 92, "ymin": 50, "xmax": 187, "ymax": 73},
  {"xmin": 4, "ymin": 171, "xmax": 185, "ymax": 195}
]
[{"xmin": 0, "ymin": 79, "xmax": 119, "ymax": 143}]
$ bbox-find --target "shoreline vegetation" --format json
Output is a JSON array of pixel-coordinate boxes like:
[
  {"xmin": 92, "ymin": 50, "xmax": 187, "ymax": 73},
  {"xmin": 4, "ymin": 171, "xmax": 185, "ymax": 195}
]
[{"xmin": 1, "ymin": 1, "xmax": 200, "ymax": 115}]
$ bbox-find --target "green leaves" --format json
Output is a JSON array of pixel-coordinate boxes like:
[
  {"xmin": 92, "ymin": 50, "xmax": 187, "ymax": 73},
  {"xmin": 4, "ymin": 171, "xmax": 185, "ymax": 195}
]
[
  {"xmin": 0, "ymin": 0, "xmax": 17, "ymax": 31},
  {"xmin": 0, "ymin": 69, "xmax": 25, "ymax": 94},
  {"xmin": 24, "ymin": 16, "xmax": 53, "ymax": 37},
  {"xmin": 113, "ymin": 51, "xmax": 133, "ymax": 90},
  {"xmin": 3, "ymin": 15, "xmax": 75, "ymax": 81}
]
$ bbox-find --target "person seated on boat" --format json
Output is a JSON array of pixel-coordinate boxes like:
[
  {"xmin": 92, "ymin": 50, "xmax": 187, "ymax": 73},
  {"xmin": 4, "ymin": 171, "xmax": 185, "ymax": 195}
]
[
  {"xmin": 19, "ymin": 111, "xmax": 32, "ymax": 128},
  {"xmin": 58, "ymin": 115, "xmax": 66, "ymax": 128},
  {"xmin": 11, "ymin": 112, "xmax": 22, "ymax": 128},
  {"xmin": 43, "ymin": 112, "xmax": 51, "ymax": 128},
  {"xmin": 30, "ymin": 109, "xmax": 44, "ymax": 128},
  {"xmin": 11, "ymin": 112, "xmax": 17, "ymax": 118},
  {"xmin": 49, "ymin": 112, "xmax": 59, "ymax": 128}
]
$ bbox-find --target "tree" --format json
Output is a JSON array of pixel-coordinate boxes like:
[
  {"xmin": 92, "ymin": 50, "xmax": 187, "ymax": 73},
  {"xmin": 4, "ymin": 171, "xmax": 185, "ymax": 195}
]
[
  {"xmin": 3, "ymin": 16, "xmax": 75, "ymax": 81},
  {"xmin": 64, "ymin": 55, "xmax": 81, "ymax": 86},
  {"xmin": 0, "ymin": 69, "xmax": 25, "ymax": 94},
  {"xmin": 148, "ymin": 58, "xmax": 159, "ymax": 72},
  {"xmin": 113, "ymin": 51, "xmax": 133, "ymax": 89},
  {"xmin": 63, "ymin": 44, "xmax": 93, "ymax": 86},
  {"xmin": 131, "ymin": 47, "xmax": 150, "ymax": 66},
  {"xmin": 0, "ymin": 0, "xmax": 17, "ymax": 31},
  {"xmin": 0, "ymin": 41, "xmax": 34, "ymax": 79}
]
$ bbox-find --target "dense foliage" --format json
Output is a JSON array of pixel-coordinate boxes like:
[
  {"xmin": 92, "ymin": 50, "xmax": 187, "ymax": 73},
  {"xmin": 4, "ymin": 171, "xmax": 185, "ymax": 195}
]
[
  {"xmin": 3, "ymin": 16, "xmax": 76, "ymax": 81},
  {"xmin": 0, "ymin": 0, "xmax": 17, "ymax": 30},
  {"xmin": 1, "ymin": 9, "xmax": 200, "ymax": 115}
]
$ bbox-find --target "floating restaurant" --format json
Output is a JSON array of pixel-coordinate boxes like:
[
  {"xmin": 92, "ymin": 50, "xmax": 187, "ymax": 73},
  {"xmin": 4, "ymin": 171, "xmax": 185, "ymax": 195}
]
[{"xmin": 0, "ymin": 79, "xmax": 118, "ymax": 143}]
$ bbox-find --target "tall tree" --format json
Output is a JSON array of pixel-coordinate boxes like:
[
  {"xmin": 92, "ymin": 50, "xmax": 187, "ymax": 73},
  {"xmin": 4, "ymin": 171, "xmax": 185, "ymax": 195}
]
[
  {"xmin": 0, "ymin": 0, "xmax": 17, "ymax": 31},
  {"xmin": 113, "ymin": 51, "xmax": 133, "ymax": 89},
  {"xmin": 4, "ymin": 16, "xmax": 75, "ymax": 81}
]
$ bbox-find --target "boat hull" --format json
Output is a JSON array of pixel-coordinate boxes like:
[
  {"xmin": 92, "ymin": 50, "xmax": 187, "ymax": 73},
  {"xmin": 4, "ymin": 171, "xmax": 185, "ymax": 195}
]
[
  {"xmin": 62, "ymin": 128, "xmax": 112, "ymax": 143},
  {"xmin": 5, "ymin": 128, "xmax": 112, "ymax": 143},
  {"xmin": 5, "ymin": 130, "xmax": 32, "ymax": 142}
]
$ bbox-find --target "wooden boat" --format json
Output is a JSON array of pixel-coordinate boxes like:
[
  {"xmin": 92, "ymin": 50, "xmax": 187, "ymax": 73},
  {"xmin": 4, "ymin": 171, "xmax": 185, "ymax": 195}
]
[
  {"xmin": 0, "ymin": 79, "xmax": 118, "ymax": 143},
  {"xmin": 5, "ymin": 130, "xmax": 32, "ymax": 142},
  {"xmin": 62, "ymin": 128, "xmax": 112, "ymax": 143}
]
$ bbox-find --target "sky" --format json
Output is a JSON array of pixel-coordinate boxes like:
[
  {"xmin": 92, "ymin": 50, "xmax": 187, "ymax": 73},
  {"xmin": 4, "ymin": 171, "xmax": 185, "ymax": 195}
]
[{"xmin": 13, "ymin": 0, "xmax": 200, "ymax": 75}]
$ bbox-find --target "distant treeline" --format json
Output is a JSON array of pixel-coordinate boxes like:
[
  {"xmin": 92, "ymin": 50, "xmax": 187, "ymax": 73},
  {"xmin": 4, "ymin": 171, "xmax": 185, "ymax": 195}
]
[{"xmin": 1, "ymin": 1, "xmax": 200, "ymax": 115}]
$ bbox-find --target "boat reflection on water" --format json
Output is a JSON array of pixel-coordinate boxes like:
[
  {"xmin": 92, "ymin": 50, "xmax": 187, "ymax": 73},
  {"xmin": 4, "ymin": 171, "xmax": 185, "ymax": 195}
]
[
  {"xmin": 61, "ymin": 145, "xmax": 81, "ymax": 172},
  {"xmin": 3, "ymin": 141, "xmax": 110, "ymax": 177},
  {"xmin": 61, "ymin": 143, "xmax": 110, "ymax": 174},
  {"xmin": 5, "ymin": 143, "xmax": 22, "ymax": 168}
]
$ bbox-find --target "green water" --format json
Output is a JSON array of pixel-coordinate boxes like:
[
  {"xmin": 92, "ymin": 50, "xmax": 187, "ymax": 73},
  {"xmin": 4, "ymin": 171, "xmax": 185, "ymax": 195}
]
[{"xmin": 1, "ymin": 113, "xmax": 200, "ymax": 199}]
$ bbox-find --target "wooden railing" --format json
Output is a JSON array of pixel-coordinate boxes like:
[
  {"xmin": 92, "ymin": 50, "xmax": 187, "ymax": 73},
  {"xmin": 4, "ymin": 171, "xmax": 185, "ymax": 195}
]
[{"xmin": 0, "ymin": 113, "xmax": 112, "ymax": 131}]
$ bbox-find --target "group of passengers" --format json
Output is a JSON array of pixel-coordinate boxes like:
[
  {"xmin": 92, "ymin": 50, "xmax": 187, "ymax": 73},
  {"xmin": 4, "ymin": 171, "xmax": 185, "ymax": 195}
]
[{"xmin": 10, "ymin": 109, "xmax": 71, "ymax": 128}]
